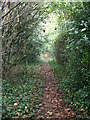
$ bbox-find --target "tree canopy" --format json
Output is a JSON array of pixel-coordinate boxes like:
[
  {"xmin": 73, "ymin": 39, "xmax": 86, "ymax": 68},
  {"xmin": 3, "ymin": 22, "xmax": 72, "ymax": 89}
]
[{"xmin": 1, "ymin": 1, "xmax": 90, "ymax": 119}]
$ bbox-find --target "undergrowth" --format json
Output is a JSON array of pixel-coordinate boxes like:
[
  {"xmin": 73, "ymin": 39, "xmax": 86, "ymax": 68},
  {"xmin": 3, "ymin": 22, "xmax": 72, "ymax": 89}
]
[
  {"xmin": 49, "ymin": 60, "xmax": 90, "ymax": 119},
  {"xmin": 2, "ymin": 63, "xmax": 43, "ymax": 119}
]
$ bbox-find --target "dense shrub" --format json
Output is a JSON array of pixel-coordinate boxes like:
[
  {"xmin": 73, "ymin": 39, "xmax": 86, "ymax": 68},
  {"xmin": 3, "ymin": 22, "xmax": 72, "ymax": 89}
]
[
  {"xmin": 53, "ymin": 2, "xmax": 90, "ymax": 116},
  {"xmin": 2, "ymin": 2, "xmax": 45, "ymax": 79}
]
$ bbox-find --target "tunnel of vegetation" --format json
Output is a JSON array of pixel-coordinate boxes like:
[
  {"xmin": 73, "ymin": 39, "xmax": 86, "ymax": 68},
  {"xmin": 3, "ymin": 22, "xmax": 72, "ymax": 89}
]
[{"xmin": 1, "ymin": 1, "xmax": 90, "ymax": 119}]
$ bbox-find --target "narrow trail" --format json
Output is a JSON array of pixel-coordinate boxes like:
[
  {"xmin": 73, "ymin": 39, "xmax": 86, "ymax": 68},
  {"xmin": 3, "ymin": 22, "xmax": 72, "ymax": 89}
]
[{"xmin": 37, "ymin": 62, "xmax": 74, "ymax": 120}]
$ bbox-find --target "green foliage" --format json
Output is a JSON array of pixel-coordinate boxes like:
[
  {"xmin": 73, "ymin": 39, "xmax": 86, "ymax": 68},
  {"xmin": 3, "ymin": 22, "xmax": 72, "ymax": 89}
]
[
  {"xmin": 51, "ymin": 2, "xmax": 90, "ymax": 117},
  {"xmin": 1, "ymin": 1, "xmax": 90, "ymax": 119},
  {"xmin": 54, "ymin": 33, "xmax": 67, "ymax": 65},
  {"xmin": 2, "ymin": 64, "xmax": 43, "ymax": 119},
  {"xmin": 2, "ymin": 3, "xmax": 45, "ymax": 79},
  {"xmin": 49, "ymin": 60, "xmax": 90, "ymax": 118}
]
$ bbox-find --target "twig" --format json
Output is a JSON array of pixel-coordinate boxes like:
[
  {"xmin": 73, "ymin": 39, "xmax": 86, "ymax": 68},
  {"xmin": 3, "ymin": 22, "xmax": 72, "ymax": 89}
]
[{"xmin": 1, "ymin": 2, "xmax": 21, "ymax": 19}]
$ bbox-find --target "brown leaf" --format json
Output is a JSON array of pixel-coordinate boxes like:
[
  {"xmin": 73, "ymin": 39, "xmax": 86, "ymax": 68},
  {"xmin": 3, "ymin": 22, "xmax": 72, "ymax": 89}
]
[
  {"xmin": 39, "ymin": 103, "xmax": 42, "ymax": 107},
  {"xmin": 16, "ymin": 112, "xmax": 21, "ymax": 117},
  {"xmin": 23, "ymin": 114, "xmax": 29, "ymax": 119},
  {"xmin": 55, "ymin": 112, "xmax": 60, "ymax": 116},
  {"xmin": 71, "ymin": 112, "xmax": 74, "ymax": 116},
  {"xmin": 38, "ymin": 79, "xmax": 40, "ymax": 83},
  {"xmin": 47, "ymin": 111, "xmax": 53, "ymax": 116},
  {"xmin": 59, "ymin": 99, "xmax": 62, "ymax": 102},
  {"xmin": 46, "ymin": 95, "xmax": 49, "ymax": 99},
  {"xmin": 79, "ymin": 108, "xmax": 84, "ymax": 112},
  {"xmin": 54, "ymin": 98, "xmax": 58, "ymax": 103},
  {"xmin": 65, "ymin": 108, "xmax": 71, "ymax": 112}
]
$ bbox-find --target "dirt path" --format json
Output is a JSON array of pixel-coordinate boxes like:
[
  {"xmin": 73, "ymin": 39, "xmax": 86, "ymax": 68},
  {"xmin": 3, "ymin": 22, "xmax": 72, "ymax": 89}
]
[{"xmin": 37, "ymin": 62, "xmax": 74, "ymax": 120}]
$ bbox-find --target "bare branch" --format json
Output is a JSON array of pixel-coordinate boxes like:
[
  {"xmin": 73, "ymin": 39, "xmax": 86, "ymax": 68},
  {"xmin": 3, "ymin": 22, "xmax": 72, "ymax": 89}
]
[{"xmin": 1, "ymin": 2, "xmax": 22, "ymax": 19}]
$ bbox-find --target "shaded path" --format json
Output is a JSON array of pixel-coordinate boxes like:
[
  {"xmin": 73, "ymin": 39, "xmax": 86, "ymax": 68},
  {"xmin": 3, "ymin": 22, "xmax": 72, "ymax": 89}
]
[{"xmin": 37, "ymin": 62, "xmax": 74, "ymax": 120}]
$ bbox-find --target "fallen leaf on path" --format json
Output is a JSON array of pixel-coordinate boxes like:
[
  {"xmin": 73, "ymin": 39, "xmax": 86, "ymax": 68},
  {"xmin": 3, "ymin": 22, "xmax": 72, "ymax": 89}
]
[
  {"xmin": 52, "ymin": 98, "xmax": 58, "ymax": 103},
  {"xmin": 71, "ymin": 112, "xmax": 74, "ymax": 116},
  {"xmin": 58, "ymin": 105, "xmax": 62, "ymax": 109},
  {"xmin": 39, "ymin": 103, "xmax": 42, "ymax": 107},
  {"xmin": 48, "ymin": 99, "xmax": 51, "ymax": 102},
  {"xmin": 51, "ymin": 91, "xmax": 54, "ymax": 94},
  {"xmin": 46, "ymin": 95, "xmax": 49, "ymax": 98},
  {"xmin": 55, "ymin": 113, "xmax": 60, "ymax": 116},
  {"xmin": 52, "ymin": 74, "xmax": 54, "ymax": 78},
  {"xmin": 65, "ymin": 108, "xmax": 70, "ymax": 112},
  {"xmin": 59, "ymin": 99, "xmax": 62, "ymax": 102},
  {"xmin": 54, "ymin": 98, "xmax": 58, "ymax": 103},
  {"xmin": 47, "ymin": 111, "xmax": 53, "ymax": 116},
  {"xmin": 60, "ymin": 112, "xmax": 64, "ymax": 117},
  {"xmin": 45, "ymin": 87, "xmax": 49, "ymax": 90},
  {"xmin": 52, "ymin": 99, "xmax": 54, "ymax": 103},
  {"xmin": 41, "ymin": 107, "xmax": 44, "ymax": 110},
  {"xmin": 53, "ymin": 105, "xmax": 57, "ymax": 109}
]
